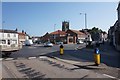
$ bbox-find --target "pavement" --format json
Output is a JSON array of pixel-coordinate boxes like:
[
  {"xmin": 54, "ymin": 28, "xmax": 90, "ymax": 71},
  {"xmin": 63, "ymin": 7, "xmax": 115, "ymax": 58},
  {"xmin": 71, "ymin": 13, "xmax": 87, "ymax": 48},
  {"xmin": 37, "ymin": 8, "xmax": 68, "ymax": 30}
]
[
  {"xmin": 1, "ymin": 43, "xmax": 120, "ymax": 79},
  {"xmin": 0, "ymin": 61, "xmax": 2, "ymax": 80},
  {"xmin": 1, "ymin": 56, "xmax": 116, "ymax": 79}
]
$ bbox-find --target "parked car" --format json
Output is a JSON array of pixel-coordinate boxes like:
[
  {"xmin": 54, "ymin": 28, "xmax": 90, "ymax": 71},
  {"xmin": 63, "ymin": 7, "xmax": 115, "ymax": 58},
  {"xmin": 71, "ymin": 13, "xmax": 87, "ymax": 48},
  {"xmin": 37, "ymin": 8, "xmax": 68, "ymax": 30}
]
[
  {"xmin": 44, "ymin": 42, "xmax": 53, "ymax": 47},
  {"xmin": 77, "ymin": 40, "xmax": 84, "ymax": 44},
  {"xmin": 56, "ymin": 42, "xmax": 63, "ymax": 45},
  {"xmin": 24, "ymin": 40, "xmax": 33, "ymax": 46}
]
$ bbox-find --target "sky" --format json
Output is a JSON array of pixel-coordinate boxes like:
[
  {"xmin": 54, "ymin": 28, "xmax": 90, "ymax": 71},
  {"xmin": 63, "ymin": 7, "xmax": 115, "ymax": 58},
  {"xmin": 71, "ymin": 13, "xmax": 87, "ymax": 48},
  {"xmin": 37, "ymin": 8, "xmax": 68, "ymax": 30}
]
[{"xmin": 2, "ymin": 2, "xmax": 119, "ymax": 36}]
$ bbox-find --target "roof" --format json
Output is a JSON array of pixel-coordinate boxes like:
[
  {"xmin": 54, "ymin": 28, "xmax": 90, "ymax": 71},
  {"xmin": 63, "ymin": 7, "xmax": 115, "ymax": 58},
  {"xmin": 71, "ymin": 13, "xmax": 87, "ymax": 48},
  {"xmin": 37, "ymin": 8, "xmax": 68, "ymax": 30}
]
[
  {"xmin": 18, "ymin": 32, "xmax": 25, "ymax": 35},
  {"xmin": 69, "ymin": 29, "xmax": 85, "ymax": 35},
  {"xmin": 50, "ymin": 30, "xmax": 66, "ymax": 35},
  {"xmin": 0, "ymin": 29, "xmax": 17, "ymax": 33}
]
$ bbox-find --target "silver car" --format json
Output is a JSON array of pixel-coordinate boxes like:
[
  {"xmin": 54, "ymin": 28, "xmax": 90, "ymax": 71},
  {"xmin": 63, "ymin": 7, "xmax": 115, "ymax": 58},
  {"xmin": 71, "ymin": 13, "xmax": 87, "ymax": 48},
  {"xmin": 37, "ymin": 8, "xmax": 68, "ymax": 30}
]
[{"xmin": 44, "ymin": 42, "xmax": 53, "ymax": 47}]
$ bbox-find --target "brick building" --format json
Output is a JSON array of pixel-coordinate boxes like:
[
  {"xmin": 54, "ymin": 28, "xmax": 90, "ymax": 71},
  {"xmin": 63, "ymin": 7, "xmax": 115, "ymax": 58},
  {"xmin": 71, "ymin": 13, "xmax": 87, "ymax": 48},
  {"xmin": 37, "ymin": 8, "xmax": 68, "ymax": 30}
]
[{"xmin": 66, "ymin": 29, "xmax": 86, "ymax": 44}]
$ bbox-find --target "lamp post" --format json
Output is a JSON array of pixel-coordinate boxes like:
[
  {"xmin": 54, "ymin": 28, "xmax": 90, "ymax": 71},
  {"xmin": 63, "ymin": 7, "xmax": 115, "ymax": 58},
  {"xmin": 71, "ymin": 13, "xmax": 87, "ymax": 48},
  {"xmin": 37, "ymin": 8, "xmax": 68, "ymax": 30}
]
[
  {"xmin": 2, "ymin": 21, "xmax": 5, "ymax": 39},
  {"xmin": 54, "ymin": 24, "xmax": 56, "ymax": 32},
  {"xmin": 54, "ymin": 24, "xmax": 56, "ymax": 44},
  {"xmin": 80, "ymin": 13, "xmax": 88, "ymax": 46},
  {"xmin": 80, "ymin": 13, "xmax": 87, "ymax": 29}
]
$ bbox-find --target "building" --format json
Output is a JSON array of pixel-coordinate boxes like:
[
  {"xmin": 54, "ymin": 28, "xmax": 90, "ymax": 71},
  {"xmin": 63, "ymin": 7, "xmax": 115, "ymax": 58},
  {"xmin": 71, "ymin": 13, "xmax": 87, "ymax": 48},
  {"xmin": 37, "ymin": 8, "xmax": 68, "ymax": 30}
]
[
  {"xmin": 116, "ymin": 2, "xmax": 120, "ymax": 51},
  {"xmin": 100, "ymin": 32, "xmax": 108, "ymax": 42},
  {"xmin": 0, "ymin": 29, "xmax": 19, "ymax": 50},
  {"xmin": 62, "ymin": 21, "xmax": 69, "ymax": 31},
  {"xmin": 50, "ymin": 30, "xmax": 67, "ymax": 44},
  {"xmin": 79, "ymin": 29, "xmax": 92, "ymax": 42},
  {"xmin": 40, "ymin": 32, "xmax": 50, "ymax": 43},
  {"xmin": 18, "ymin": 31, "xmax": 29, "ymax": 45},
  {"xmin": 32, "ymin": 36, "xmax": 41, "ymax": 43},
  {"xmin": 18, "ymin": 32, "xmax": 26, "ymax": 45},
  {"xmin": 41, "ymin": 29, "xmax": 86, "ymax": 44},
  {"xmin": 66, "ymin": 29, "xmax": 86, "ymax": 44},
  {"xmin": 108, "ymin": 2, "xmax": 120, "ymax": 51}
]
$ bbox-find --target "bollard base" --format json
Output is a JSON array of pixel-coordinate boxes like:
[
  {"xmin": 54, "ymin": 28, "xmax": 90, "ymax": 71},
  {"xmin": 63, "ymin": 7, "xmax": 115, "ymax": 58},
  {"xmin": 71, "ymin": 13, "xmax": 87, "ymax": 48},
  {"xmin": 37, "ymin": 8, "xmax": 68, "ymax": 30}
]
[{"xmin": 94, "ymin": 63, "xmax": 100, "ymax": 66}]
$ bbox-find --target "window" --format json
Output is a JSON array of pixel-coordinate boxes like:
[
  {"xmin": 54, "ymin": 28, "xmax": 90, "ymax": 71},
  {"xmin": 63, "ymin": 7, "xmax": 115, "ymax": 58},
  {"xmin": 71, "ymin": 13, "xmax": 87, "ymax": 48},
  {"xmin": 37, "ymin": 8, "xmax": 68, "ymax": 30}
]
[
  {"xmin": 12, "ymin": 40, "xmax": 17, "ymax": 44},
  {"xmin": 0, "ymin": 40, "xmax": 6, "ymax": 44},
  {"xmin": 69, "ymin": 38, "xmax": 73, "ymax": 42},
  {"xmin": 14, "ymin": 34, "xmax": 16, "ymax": 37},
  {"xmin": 8, "ymin": 40, "xmax": 10, "ymax": 45},
  {"xmin": 7, "ymin": 34, "xmax": 10, "ymax": 37}
]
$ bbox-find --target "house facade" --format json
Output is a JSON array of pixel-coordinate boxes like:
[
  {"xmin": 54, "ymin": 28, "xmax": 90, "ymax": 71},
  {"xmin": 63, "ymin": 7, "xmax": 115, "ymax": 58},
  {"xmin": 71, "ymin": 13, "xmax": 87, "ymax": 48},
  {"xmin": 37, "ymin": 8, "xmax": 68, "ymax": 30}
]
[
  {"xmin": 66, "ymin": 29, "xmax": 86, "ymax": 44},
  {"xmin": 116, "ymin": 3, "xmax": 120, "ymax": 51},
  {"xmin": 40, "ymin": 32, "xmax": 50, "ymax": 43},
  {"xmin": 0, "ymin": 29, "xmax": 19, "ymax": 50},
  {"xmin": 108, "ymin": 2, "xmax": 120, "ymax": 51},
  {"xmin": 18, "ymin": 31, "xmax": 29, "ymax": 45},
  {"xmin": 18, "ymin": 32, "xmax": 26, "ymax": 45},
  {"xmin": 50, "ymin": 30, "xmax": 67, "ymax": 44},
  {"xmin": 41, "ymin": 29, "xmax": 86, "ymax": 44}
]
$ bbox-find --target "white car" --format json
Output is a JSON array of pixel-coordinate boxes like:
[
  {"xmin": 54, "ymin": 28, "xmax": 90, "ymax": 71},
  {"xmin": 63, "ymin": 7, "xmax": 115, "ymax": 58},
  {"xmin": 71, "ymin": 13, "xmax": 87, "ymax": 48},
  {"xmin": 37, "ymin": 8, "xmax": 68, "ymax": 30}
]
[
  {"xmin": 24, "ymin": 40, "xmax": 33, "ymax": 46},
  {"xmin": 44, "ymin": 42, "xmax": 53, "ymax": 47}
]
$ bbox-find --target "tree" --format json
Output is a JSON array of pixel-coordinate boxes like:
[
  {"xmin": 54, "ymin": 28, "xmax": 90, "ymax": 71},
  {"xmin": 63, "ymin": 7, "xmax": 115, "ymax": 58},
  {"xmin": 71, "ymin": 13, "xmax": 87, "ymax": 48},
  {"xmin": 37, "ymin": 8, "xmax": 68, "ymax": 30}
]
[{"xmin": 89, "ymin": 27, "xmax": 102, "ymax": 34}]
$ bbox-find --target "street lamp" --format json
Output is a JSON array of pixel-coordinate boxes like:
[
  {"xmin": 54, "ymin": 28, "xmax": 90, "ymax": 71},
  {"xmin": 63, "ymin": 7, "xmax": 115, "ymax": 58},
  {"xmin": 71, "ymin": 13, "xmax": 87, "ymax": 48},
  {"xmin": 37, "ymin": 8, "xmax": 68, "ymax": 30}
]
[
  {"xmin": 54, "ymin": 24, "xmax": 56, "ymax": 32},
  {"xmin": 2, "ymin": 21, "xmax": 5, "ymax": 39},
  {"xmin": 54, "ymin": 24, "xmax": 56, "ymax": 44},
  {"xmin": 80, "ymin": 13, "xmax": 88, "ymax": 46},
  {"xmin": 80, "ymin": 13, "xmax": 87, "ymax": 29}
]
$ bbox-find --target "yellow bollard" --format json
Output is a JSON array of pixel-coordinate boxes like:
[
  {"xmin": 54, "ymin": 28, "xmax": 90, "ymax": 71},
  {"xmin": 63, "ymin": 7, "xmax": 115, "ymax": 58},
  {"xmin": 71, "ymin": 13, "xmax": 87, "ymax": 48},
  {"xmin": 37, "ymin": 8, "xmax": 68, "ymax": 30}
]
[
  {"xmin": 94, "ymin": 48, "xmax": 100, "ymax": 66},
  {"xmin": 60, "ymin": 48, "xmax": 64, "ymax": 55},
  {"xmin": 60, "ymin": 45, "xmax": 64, "ymax": 55}
]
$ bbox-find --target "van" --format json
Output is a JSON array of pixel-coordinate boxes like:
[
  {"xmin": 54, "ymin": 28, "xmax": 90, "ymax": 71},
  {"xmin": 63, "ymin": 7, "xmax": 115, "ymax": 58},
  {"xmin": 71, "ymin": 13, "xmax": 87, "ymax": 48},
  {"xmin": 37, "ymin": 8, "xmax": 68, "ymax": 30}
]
[{"xmin": 24, "ymin": 40, "xmax": 33, "ymax": 46}]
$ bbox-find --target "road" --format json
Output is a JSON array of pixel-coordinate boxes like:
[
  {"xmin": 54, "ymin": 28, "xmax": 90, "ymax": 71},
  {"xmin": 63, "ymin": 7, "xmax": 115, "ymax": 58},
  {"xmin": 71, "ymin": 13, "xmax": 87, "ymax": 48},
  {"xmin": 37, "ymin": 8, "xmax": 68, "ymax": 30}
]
[
  {"xmin": 10, "ymin": 44, "xmax": 81, "ymax": 58},
  {"xmin": 2, "ymin": 43, "xmax": 120, "ymax": 79},
  {"xmin": 10, "ymin": 43, "xmax": 120, "ymax": 68}
]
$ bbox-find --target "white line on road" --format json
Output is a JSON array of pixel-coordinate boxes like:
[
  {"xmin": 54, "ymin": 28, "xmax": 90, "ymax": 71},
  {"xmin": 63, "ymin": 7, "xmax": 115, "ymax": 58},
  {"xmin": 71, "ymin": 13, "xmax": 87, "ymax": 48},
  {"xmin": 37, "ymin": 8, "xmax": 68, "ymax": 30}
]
[
  {"xmin": 39, "ymin": 56, "xmax": 47, "ymax": 59},
  {"xmin": 5, "ymin": 58, "xmax": 14, "ymax": 61},
  {"xmin": 28, "ymin": 57, "xmax": 36, "ymax": 59},
  {"xmin": 103, "ymin": 74, "xmax": 120, "ymax": 80},
  {"xmin": 0, "ymin": 58, "xmax": 3, "ymax": 61}
]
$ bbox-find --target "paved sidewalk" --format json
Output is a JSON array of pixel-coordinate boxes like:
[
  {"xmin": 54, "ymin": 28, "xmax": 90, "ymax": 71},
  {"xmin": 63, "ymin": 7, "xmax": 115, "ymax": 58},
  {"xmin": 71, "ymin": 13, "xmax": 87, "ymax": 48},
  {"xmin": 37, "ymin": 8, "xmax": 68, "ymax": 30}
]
[
  {"xmin": 0, "ymin": 61, "xmax": 2, "ymax": 80},
  {"xmin": 2, "ymin": 56, "xmax": 111, "ymax": 79},
  {"xmin": 48, "ymin": 53, "xmax": 120, "ymax": 79},
  {"xmin": 52, "ymin": 54, "xmax": 107, "ymax": 70}
]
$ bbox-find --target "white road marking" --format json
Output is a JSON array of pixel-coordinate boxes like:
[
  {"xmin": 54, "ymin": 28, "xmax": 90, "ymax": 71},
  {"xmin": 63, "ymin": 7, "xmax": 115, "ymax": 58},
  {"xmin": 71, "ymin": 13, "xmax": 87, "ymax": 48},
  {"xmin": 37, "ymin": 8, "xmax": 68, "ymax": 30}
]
[
  {"xmin": 0, "ymin": 58, "xmax": 3, "ymax": 61},
  {"xmin": 5, "ymin": 58, "xmax": 14, "ymax": 61},
  {"xmin": 103, "ymin": 74, "xmax": 119, "ymax": 79},
  {"xmin": 28, "ymin": 57, "xmax": 36, "ymax": 59},
  {"xmin": 28, "ymin": 47, "xmax": 36, "ymax": 49},
  {"xmin": 39, "ymin": 56, "xmax": 48, "ymax": 59}
]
